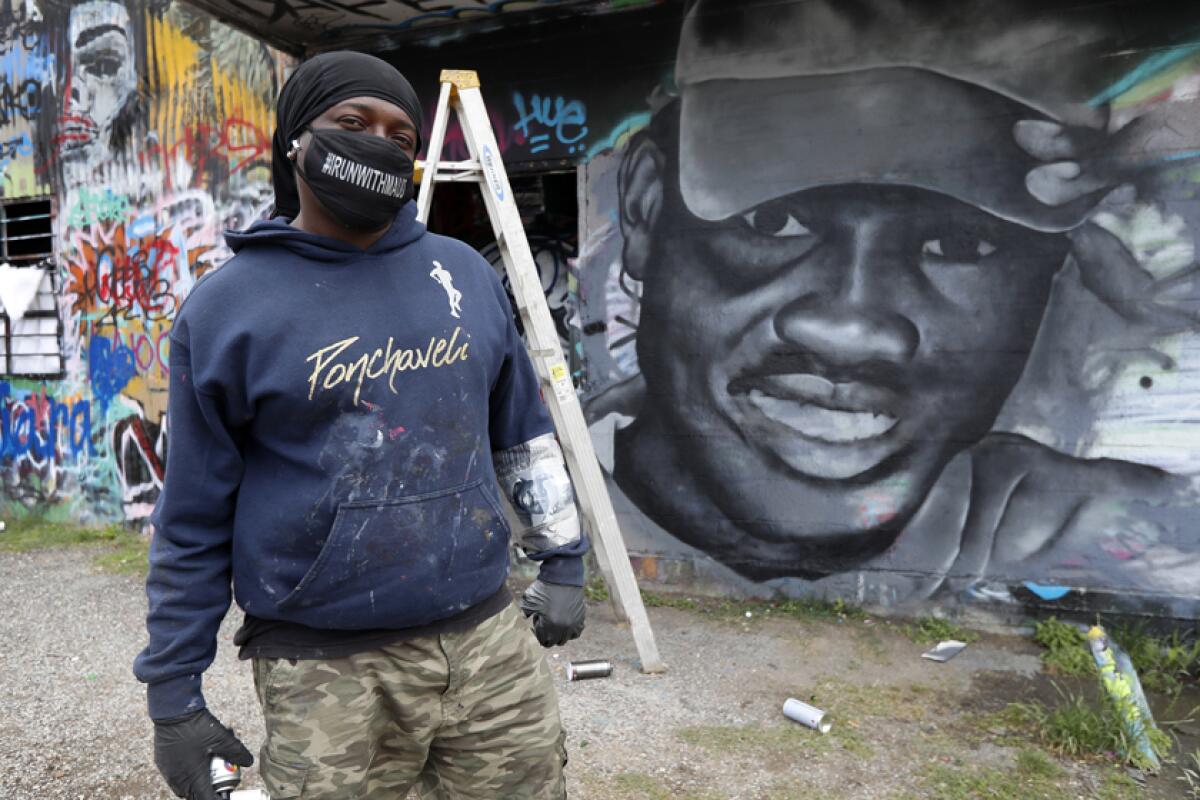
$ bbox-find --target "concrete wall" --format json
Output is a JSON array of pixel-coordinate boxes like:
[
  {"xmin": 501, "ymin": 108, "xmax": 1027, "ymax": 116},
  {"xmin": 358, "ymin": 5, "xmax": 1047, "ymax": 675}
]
[
  {"xmin": 0, "ymin": 0, "xmax": 284, "ymax": 522},
  {"xmin": 393, "ymin": 0, "xmax": 1200, "ymax": 619}
]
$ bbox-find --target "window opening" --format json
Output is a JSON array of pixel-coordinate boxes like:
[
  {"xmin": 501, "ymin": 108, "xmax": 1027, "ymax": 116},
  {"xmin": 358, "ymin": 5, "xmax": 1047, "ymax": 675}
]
[{"xmin": 0, "ymin": 199, "xmax": 62, "ymax": 378}]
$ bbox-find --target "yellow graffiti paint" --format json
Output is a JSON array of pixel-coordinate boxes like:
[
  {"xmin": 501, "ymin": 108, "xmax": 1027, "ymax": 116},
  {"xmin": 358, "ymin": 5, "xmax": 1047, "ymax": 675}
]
[{"xmin": 146, "ymin": 12, "xmax": 202, "ymax": 149}]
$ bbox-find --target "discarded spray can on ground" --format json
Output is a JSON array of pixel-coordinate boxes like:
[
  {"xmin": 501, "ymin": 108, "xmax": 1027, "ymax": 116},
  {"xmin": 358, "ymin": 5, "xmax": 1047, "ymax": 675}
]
[
  {"xmin": 783, "ymin": 698, "xmax": 832, "ymax": 734},
  {"xmin": 567, "ymin": 659, "xmax": 613, "ymax": 681}
]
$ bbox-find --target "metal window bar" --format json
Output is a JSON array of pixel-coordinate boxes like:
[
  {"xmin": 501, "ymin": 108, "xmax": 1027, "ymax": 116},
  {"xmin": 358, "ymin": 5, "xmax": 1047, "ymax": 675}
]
[{"xmin": 0, "ymin": 199, "xmax": 63, "ymax": 378}]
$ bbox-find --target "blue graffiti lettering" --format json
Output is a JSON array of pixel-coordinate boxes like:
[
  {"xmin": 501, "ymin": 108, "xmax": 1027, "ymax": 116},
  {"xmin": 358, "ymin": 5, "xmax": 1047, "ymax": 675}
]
[
  {"xmin": 0, "ymin": 381, "xmax": 95, "ymax": 461},
  {"xmin": 512, "ymin": 91, "xmax": 589, "ymax": 155}
]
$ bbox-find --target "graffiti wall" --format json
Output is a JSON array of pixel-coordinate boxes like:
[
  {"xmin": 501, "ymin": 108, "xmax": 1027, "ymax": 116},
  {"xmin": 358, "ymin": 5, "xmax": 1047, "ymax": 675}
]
[
  {"xmin": 381, "ymin": 0, "xmax": 1200, "ymax": 617},
  {"xmin": 2, "ymin": 0, "xmax": 1197, "ymax": 618},
  {"xmin": 0, "ymin": 0, "xmax": 283, "ymax": 524}
]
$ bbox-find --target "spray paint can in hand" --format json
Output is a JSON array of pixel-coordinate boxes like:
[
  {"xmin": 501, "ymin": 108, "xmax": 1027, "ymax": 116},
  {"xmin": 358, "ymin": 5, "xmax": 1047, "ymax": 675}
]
[{"xmin": 210, "ymin": 756, "xmax": 241, "ymax": 799}]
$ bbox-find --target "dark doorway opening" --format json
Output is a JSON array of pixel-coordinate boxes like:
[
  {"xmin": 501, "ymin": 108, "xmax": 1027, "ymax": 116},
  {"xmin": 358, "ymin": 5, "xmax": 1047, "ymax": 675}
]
[{"xmin": 426, "ymin": 171, "xmax": 578, "ymax": 349}]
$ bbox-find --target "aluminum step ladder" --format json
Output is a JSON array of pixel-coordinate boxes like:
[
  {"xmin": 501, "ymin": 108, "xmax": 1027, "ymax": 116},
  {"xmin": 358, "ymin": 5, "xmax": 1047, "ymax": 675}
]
[{"xmin": 416, "ymin": 69, "xmax": 665, "ymax": 674}]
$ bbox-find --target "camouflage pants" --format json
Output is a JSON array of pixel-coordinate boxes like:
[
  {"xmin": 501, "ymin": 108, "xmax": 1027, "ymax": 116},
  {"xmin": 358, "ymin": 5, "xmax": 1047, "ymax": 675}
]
[{"xmin": 252, "ymin": 602, "xmax": 567, "ymax": 799}]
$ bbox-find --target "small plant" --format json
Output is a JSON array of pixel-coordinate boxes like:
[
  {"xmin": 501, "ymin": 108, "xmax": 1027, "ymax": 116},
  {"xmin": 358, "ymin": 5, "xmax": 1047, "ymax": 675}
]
[
  {"xmin": 583, "ymin": 577, "xmax": 609, "ymax": 602},
  {"xmin": 1014, "ymin": 748, "xmax": 1062, "ymax": 779},
  {"xmin": 1033, "ymin": 617, "xmax": 1095, "ymax": 676},
  {"xmin": 641, "ymin": 590, "xmax": 701, "ymax": 610},
  {"xmin": 1110, "ymin": 622, "xmax": 1200, "ymax": 697},
  {"xmin": 1003, "ymin": 685, "xmax": 1170, "ymax": 770},
  {"xmin": 1179, "ymin": 749, "xmax": 1200, "ymax": 799},
  {"xmin": 630, "ymin": 590, "xmax": 867, "ymax": 623},
  {"xmin": 904, "ymin": 616, "xmax": 980, "ymax": 645},
  {"xmin": 770, "ymin": 595, "xmax": 867, "ymax": 622}
]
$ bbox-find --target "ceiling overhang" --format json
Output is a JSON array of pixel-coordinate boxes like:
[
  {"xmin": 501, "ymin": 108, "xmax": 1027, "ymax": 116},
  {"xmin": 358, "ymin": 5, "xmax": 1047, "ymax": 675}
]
[{"xmin": 182, "ymin": 0, "xmax": 625, "ymax": 55}]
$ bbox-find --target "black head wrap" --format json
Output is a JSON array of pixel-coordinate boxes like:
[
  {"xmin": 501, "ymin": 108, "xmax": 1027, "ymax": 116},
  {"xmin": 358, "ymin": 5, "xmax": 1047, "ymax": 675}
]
[{"xmin": 271, "ymin": 51, "xmax": 423, "ymax": 219}]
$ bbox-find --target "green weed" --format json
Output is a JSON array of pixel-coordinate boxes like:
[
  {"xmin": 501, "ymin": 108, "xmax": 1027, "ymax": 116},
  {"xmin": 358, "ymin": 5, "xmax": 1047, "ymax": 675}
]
[
  {"xmin": 92, "ymin": 533, "xmax": 151, "ymax": 575},
  {"xmin": 1178, "ymin": 749, "xmax": 1200, "ymax": 799},
  {"xmin": 1096, "ymin": 771, "xmax": 1142, "ymax": 800},
  {"xmin": 633, "ymin": 589, "xmax": 867, "ymax": 624},
  {"xmin": 0, "ymin": 517, "xmax": 128, "ymax": 552},
  {"xmin": 905, "ymin": 616, "xmax": 981, "ymax": 646},
  {"xmin": 811, "ymin": 676, "xmax": 933, "ymax": 723},
  {"xmin": 1003, "ymin": 686, "xmax": 1169, "ymax": 770},
  {"xmin": 1032, "ymin": 616, "xmax": 1200, "ymax": 697},
  {"xmin": 1033, "ymin": 618, "xmax": 1095, "ymax": 676},
  {"xmin": 640, "ymin": 590, "xmax": 701, "ymax": 611},
  {"xmin": 0, "ymin": 516, "xmax": 150, "ymax": 576},
  {"xmin": 913, "ymin": 749, "xmax": 1071, "ymax": 800},
  {"xmin": 1013, "ymin": 748, "xmax": 1061, "ymax": 779},
  {"xmin": 583, "ymin": 577, "xmax": 609, "ymax": 602},
  {"xmin": 1109, "ymin": 622, "xmax": 1200, "ymax": 697}
]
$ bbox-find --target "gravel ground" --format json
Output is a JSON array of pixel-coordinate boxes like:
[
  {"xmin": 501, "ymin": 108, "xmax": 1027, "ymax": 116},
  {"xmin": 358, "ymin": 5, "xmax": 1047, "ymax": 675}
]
[{"xmin": 0, "ymin": 546, "xmax": 1164, "ymax": 799}]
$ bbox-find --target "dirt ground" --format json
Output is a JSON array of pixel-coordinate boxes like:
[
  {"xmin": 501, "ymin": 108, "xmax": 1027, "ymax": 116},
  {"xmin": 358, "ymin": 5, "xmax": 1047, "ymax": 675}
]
[{"xmin": 0, "ymin": 546, "xmax": 1193, "ymax": 799}]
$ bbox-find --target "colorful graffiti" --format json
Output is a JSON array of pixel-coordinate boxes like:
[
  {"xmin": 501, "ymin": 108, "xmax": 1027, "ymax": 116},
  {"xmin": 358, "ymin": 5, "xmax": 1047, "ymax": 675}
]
[
  {"xmin": 0, "ymin": 380, "xmax": 94, "ymax": 509},
  {"xmin": 0, "ymin": 0, "xmax": 52, "ymax": 196},
  {"xmin": 0, "ymin": 0, "xmax": 285, "ymax": 525}
]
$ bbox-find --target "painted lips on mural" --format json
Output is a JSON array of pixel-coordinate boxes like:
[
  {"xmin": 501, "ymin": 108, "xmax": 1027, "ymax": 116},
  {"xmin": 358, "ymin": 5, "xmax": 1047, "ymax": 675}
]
[{"xmin": 730, "ymin": 357, "xmax": 902, "ymax": 481}]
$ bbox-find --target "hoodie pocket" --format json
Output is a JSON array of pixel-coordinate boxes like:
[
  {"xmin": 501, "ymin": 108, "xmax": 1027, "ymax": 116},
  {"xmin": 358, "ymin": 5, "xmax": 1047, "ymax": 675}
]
[{"xmin": 276, "ymin": 478, "xmax": 511, "ymax": 628}]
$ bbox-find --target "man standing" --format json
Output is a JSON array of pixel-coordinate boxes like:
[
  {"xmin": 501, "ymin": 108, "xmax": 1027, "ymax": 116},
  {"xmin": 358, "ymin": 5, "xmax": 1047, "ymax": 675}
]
[
  {"xmin": 601, "ymin": 0, "xmax": 1200, "ymax": 609},
  {"xmin": 135, "ymin": 51, "xmax": 587, "ymax": 800}
]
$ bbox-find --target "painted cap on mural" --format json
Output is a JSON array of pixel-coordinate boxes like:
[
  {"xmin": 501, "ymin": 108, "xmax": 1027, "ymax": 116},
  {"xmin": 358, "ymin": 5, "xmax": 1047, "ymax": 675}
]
[{"xmin": 674, "ymin": 0, "xmax": 1174, "ymax": 231}]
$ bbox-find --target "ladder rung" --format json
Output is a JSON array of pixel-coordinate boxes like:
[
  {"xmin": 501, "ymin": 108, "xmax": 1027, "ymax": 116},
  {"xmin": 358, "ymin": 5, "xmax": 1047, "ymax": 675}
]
[
  {"xmin": 435, "ymin": 172, "xmax": 485, "ymax": 184},
  {"xmin": 420, "ymin": 158, "xmax": 480, "ymax": 172}
]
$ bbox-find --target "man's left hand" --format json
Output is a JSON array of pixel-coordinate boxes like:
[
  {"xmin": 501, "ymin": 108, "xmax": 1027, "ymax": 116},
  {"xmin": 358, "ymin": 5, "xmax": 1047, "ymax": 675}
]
[{"xmin": 520, "ymin": 579, "xmax": 585, "ymax": 647}]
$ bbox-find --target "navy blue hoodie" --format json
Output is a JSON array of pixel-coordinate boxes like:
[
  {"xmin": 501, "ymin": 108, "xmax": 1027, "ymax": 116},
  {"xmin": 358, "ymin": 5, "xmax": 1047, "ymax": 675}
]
[{"xmin": 134, "ymin": 203, "xmax": 587, "ymax": 719}]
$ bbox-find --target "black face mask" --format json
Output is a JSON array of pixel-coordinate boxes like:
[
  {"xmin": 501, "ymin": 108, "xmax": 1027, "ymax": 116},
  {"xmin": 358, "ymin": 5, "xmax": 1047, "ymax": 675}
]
[{"xmin": 294, "ymin": 127, "xmax": 415, "ymax": 231}]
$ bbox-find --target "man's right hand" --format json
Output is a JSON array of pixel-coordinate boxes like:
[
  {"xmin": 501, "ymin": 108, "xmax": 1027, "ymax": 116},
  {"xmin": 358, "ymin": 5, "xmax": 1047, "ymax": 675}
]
[{"xmin": 153, "ymin": 708, "xmax": 254, "ymax": 800}]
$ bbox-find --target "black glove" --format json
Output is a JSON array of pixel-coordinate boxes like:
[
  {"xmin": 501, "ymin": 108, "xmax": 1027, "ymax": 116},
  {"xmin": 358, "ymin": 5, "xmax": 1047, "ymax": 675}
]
[
  {"xmin": 520, "ymin": 579, "xmax": 586, "ymax": 647},
  {"xmin": 153, "ymin": 708, "xmax": 254, "ymax": 800}
]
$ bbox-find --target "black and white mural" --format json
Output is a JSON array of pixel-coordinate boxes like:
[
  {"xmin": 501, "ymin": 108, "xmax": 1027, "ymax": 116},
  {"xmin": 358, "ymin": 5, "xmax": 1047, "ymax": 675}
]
[
  {"xmin": 574, "ymin": 0, "xmax": 1200, "ymax": 615},
  {"xmin": 369, "ymin": 0, "xmax": 1200, "ymax": 615}
]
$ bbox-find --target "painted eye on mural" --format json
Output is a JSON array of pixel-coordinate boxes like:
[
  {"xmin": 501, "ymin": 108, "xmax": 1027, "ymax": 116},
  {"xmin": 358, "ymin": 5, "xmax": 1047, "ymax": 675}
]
[
  {"xmin": 921, "ymin": 235, "xmax": 997, "ymax": 262},
  {"xmin": 81, "ymin": 54, "xmax": 123, "ymax": 79},
  {"xmin": 740, "ymin": 208, "xmax": 813, "ymax": 239}
]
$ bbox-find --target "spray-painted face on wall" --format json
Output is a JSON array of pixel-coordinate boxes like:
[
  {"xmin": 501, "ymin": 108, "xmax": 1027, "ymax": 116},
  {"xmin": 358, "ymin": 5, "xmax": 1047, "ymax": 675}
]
[
  {"xmin": 58, "ymin": 1, "xmax": 136, "ymax": 164},
  {"xmin": 618, "ymin": 65, "xmax": 1084, "ymax": 578}
]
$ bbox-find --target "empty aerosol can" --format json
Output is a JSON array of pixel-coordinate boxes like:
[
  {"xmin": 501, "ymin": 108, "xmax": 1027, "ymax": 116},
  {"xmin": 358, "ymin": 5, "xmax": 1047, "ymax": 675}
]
[
  {"xmin": 566, "ymin": 659, "xmax": 613, "ymax": 681},
  {"xmin": 211, "ymin": 756, "xmax": 241, "ymax": 798}
]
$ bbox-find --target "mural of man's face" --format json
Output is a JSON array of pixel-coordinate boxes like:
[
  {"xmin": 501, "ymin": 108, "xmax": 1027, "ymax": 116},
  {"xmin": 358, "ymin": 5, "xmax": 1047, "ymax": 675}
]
[
  {"xmin": 618, "ymin": 74, "xmax": 1073, "ymax": 577},
  {"xmin": 59, "ymin": 2, "xmax": 136, "ymax": 164}
]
